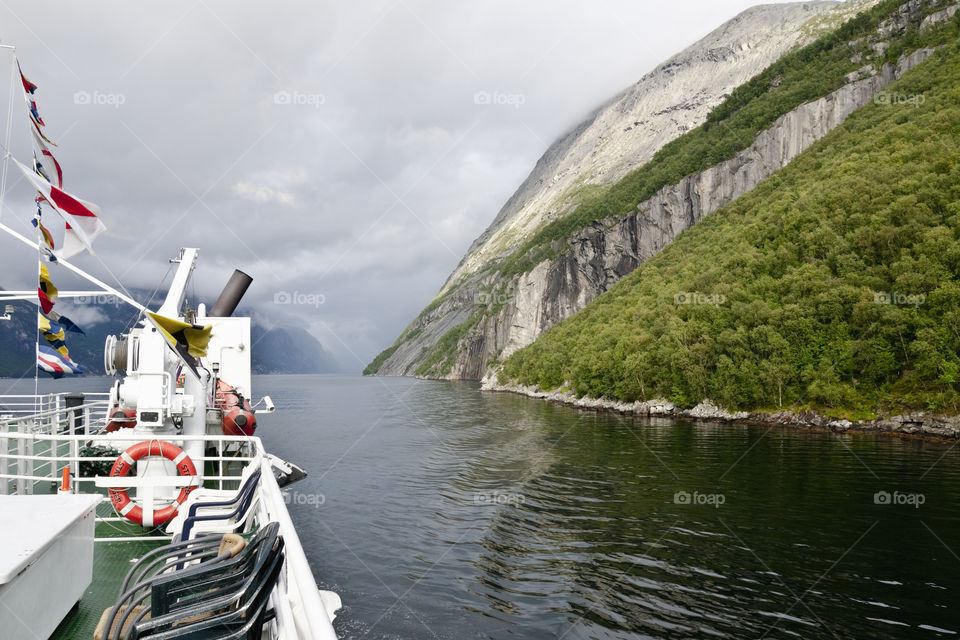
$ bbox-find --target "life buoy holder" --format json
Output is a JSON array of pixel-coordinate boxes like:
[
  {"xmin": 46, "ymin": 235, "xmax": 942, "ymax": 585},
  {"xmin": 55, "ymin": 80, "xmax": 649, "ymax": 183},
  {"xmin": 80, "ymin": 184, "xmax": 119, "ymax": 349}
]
[{"xmin": 109, "ymin": 440, "xmax": 197, "ymax": 527}]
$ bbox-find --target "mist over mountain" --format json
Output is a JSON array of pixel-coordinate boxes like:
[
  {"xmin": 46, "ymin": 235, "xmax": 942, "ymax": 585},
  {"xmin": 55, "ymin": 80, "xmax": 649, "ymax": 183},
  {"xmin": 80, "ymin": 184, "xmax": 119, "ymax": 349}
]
[{"xmin": 0, "ymin": 292, "xmax": 341, "ymax": 377}]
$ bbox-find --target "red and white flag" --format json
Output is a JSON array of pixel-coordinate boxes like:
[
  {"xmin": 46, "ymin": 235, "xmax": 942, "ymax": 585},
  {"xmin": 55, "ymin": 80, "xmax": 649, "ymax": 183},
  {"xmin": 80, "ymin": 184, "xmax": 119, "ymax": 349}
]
[{"xmin": 14, "ymin": 158, "xmax": 106, "ymax": 258}]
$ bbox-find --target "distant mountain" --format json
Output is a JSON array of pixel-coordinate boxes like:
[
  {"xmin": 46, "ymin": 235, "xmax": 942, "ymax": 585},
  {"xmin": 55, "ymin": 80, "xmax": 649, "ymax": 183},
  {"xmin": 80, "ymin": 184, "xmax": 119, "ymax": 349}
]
[
  {"xmin": 0, "ymin": 297, "xmax": 340, "ymax": 377},
  {"xmin": 250, "ymin": 324, "xmax": 340, "ymax": 374}
]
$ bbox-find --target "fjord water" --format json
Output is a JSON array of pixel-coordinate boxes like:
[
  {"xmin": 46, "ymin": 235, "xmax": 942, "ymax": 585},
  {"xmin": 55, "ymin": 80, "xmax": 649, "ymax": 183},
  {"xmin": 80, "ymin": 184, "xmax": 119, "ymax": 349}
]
[
  {"xmin": 11, "ymin": 374, "xmax": 955, "ymax": 638},
  {"xmin": 257, "ymin": 375, "xmax": 960, "ymax": 640}
]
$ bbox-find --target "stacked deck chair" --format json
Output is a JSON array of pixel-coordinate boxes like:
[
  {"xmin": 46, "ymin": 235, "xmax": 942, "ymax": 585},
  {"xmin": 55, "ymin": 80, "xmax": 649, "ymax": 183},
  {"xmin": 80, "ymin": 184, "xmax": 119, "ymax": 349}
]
[
  {"xmin": 95, "ymin": 522, "xmax": 284, "ymax": 640},
  {"xmin": 168, "ymin": 463, "xmax": 263, "ymax": 542}
]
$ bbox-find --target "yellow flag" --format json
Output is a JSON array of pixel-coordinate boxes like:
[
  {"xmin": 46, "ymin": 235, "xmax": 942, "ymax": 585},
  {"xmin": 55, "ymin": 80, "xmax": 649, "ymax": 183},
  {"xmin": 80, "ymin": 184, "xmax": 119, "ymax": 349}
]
[
  {"xmin": 146, "ymin": 312, "xmax": 212, "ymax": 358},
  {"xmin": 145, "ymin": 312, "xmax": 212, "ymax": 379},
  {"xmin": 38, "ymin": 313, "xmax": 69, "ymax": 357},
  {"xmin": 38, "ymin": 263, "xmax": 58, "ymax": 313}
]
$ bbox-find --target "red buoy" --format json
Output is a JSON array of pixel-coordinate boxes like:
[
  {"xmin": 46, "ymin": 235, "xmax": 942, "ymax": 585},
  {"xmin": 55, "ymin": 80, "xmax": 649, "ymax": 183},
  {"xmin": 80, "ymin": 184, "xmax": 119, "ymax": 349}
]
[
  {"xmin": 105, "ymin": 407, "xmax": 137, "ymax": 432},
  {"xmin": 222, "ymin": 406, "xmax": 257, "ymax": 436},
  {"xmin": 216, "ymin": 379, "xmax": 257, "ymax": 436}
]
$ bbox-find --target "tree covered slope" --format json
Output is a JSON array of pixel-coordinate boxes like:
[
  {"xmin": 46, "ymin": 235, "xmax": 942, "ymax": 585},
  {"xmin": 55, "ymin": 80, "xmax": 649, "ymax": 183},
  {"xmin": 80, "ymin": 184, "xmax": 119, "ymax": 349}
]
[
  {"xmin": 499, "ymin": 38, "xmax": 960, "ymax": 417},
  {"xmin": 368, "ymin": 0, "xmax": 957, "ymax": 382}
]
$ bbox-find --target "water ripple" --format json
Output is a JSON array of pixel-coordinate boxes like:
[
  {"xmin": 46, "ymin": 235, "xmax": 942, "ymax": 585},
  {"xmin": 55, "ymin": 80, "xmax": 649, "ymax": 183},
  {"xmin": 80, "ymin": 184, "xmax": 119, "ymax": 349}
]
[{"xmin": 254, "ymin": 375, "xmax": 960, "ymax": 640}]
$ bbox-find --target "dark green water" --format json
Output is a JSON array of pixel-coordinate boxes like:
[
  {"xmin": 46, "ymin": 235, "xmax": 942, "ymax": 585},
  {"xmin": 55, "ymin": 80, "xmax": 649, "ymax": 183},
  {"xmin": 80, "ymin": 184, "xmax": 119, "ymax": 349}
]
[
  {"xmin": 12, "ymin": 374, "xmax": 956, "ymax": 638},
  {"xmin": 255, "ymin": 374, "xmax": 960, "ymax": 639}
]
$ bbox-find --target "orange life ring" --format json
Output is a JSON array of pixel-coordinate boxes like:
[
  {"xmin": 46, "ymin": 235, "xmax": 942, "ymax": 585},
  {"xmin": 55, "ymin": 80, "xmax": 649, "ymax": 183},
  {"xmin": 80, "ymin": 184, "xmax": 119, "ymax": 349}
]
[
  {"xmin": 109, "ymin": 440, "xmax": 197, "ymax": 527},
  {"xmin": 105, "ymin": 407, "xmax": 137, "ymax": 432}
]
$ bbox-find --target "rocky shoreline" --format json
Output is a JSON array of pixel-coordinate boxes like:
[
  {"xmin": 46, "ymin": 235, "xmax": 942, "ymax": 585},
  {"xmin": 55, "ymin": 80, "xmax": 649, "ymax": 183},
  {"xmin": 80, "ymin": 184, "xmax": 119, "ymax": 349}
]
[{"xmin": 481, "ymin": 379, "xmax": 960, "ymax": 440}]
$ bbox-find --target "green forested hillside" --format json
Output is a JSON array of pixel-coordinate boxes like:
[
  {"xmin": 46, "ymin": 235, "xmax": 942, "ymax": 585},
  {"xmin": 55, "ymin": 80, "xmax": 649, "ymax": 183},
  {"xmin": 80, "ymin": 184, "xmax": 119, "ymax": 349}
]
[
  {"xmin": 368, "ymin": 0, "xmax": 960, "ymax": 380},
  {"xmin": 496, "ymin": 0, "xmax": 960, "ymax": 279},
  {"xmin": 500, "ymin": 41, "xmax": 960, "ymax": 417}
]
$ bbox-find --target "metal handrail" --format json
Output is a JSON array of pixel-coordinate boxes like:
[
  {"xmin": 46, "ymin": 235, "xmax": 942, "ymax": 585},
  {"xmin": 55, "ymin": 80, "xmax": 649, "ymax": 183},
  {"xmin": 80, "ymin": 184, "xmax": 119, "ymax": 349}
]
[
  {"xmin": 256, "ymin": 457, "xmax": 340, "ymax": 640},
  {"xmin": 0, "ymin": 425, "xmax": 262, "ymax": 495},
  {"xmin": 0, "ymin": 400, "xmax": 110, "ymax": 423}
]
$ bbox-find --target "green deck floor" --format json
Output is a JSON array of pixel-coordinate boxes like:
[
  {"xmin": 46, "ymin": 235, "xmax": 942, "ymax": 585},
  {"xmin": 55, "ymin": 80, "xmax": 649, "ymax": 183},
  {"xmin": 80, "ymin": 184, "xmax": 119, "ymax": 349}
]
[
  {"xmin": 22, "ymin": 453, "xmax": 245, "ymax": 638},
  {"xmin": 49, "ymin": 520, "xmax": 165, "ymax": 639}
]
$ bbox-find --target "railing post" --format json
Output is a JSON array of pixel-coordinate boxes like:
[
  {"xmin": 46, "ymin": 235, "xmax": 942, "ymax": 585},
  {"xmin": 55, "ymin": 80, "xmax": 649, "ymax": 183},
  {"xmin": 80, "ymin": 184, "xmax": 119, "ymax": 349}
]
[
  {"xmin": 50, "ymin": 426, "xmax": 58, "ymax": 488},
  {"xmin": 70, "ymin": 411, "xmax": 79, "ymax": 491},
  {"xmin": 0, "ymin": 421, "xmax": 7, "ymax": 495},
  {"xmin": 22, "ymin": 421, "xmax": 33, "ymax": 495}
]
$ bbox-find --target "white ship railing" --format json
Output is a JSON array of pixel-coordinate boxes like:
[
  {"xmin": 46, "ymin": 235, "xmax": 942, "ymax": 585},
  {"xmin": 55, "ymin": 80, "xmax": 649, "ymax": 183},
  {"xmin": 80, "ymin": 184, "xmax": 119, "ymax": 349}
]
[
  {"xmin": 0, "ymin": 392, "xmax": 111, "ymax": 427},
  {"xmin": 0, "ymin": 395, "xmax": 259, "ymax": 505},
  {"xmin": 0, "ymin": 393, "xmax": 340, "ymax": 638},
  {"xmin": 0, "ymin": 435, "xmax": 263, "ymax": 547}
]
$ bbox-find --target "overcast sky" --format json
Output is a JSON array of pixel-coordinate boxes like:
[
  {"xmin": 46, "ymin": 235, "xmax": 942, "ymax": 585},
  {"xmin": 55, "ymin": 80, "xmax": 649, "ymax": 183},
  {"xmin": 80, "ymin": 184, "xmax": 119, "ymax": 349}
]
[{"xmin": 0, "ymin": 0, "xmax": 815, "ymax": 371}]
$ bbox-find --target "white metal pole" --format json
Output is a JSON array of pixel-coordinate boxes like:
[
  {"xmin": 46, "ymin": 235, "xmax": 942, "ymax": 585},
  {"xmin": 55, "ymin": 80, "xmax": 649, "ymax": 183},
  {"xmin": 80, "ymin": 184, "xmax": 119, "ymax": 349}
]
[{"xmin": 0, "ymin": 221, "xmax": 145, "ymax": 311}]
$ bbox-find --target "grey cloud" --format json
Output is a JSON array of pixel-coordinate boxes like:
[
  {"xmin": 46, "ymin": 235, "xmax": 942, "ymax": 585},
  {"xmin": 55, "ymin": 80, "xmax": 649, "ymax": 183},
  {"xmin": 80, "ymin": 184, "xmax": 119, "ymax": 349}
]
[{"xmin": 0, "ymin": 0, "xmax": 807, "ymax": 368}]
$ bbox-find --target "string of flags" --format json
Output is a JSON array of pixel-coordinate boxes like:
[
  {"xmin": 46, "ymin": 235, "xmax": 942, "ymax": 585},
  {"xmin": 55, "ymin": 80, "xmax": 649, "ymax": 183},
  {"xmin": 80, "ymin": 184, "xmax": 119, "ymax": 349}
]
[
  {"xmin": 17, "ymin": 63, "xmax": 204, "ymax": 380},
  {"xmin": 35, "ymin": 261, "xmax": 86, "ymax": 378},
  {"xmin": 16, "ymin": 59, "xmax": 106, "ymax": 261},
  {"xmin": 17, "ymin": 59, "xmax": 104, "ymax": 378}
]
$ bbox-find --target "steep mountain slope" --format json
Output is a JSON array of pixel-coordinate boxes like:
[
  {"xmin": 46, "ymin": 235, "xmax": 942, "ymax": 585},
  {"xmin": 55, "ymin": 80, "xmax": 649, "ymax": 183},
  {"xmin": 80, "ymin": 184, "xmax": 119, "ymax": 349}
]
[
  {"xmin": 368, "ymin": 0, "xmax": 957, "ymax": 381},
  {"xmin": 446, "ymin": 1, "xmax": 864, "ymax": 287},
  {"xmin": 367, "ymin": 0, "xmax": 871, "ymax": 379},
  {"xmin": 497, "ymin": 36, "xmax": 960, "ymax": 416}
]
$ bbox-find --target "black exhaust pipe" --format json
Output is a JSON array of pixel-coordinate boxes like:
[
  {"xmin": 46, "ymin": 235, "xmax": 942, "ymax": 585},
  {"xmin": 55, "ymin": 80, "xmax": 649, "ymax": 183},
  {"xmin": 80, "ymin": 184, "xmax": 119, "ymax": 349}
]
[{"xmin": 209, "ymin": 270, "xmax": 253, "ymax": 317}]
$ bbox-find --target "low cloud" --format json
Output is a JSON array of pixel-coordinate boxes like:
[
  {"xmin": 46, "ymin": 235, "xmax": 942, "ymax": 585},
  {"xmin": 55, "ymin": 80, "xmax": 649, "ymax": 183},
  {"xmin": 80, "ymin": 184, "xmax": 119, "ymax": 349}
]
[{"xmin": 0, "ymin": 0, "xmax": 791, "ymax": 369}]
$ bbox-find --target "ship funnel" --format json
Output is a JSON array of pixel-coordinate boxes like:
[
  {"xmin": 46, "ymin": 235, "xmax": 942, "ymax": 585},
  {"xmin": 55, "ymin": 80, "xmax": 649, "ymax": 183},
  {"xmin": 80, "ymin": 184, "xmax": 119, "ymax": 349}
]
[{"xmin": 209, "ymin": 269, "xmax": 253, "ymax": 317}]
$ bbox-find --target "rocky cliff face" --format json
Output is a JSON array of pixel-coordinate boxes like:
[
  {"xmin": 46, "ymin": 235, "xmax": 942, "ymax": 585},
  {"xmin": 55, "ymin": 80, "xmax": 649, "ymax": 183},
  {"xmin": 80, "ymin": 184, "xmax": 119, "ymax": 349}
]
[
  {"xmin": 460, "ymin": 46, "xmax": 936, "ymax": 377},
  {"xmin": 371, "ymin": 0, "xmax": 948, "ymax": 381},
  {"xmin": 445, "ymin": 1, "xmax": 866, "ymax": 290}
]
